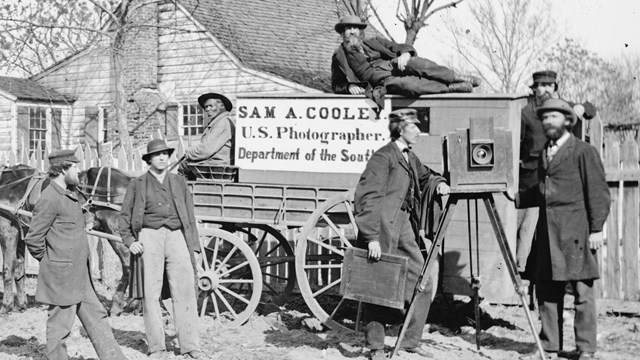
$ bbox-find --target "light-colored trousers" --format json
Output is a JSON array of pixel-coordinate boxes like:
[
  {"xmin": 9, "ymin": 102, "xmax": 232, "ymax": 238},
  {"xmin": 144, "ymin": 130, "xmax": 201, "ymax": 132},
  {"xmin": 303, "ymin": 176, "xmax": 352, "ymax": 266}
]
[
  {"xmin": 140, "ymin": 227, "xmax": 200, "ymax": 354},
  {"xmin": 516, "ymin": 207, "xmax": 539, "ymax": 273}
]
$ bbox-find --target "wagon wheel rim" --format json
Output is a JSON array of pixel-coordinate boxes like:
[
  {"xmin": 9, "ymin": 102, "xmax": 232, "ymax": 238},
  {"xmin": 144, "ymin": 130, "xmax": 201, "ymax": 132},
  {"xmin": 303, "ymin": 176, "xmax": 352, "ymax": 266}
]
[
  {"xmin": 295, "ymin": 190, "xmax": 361, "ymax": 333},
  {"xmin": 224, "ymin": 224, "xmax": 296, "ymax": 306},
  {"xmin": 197, "ymin": 228, "xmax": 263, "ymax": 327}
]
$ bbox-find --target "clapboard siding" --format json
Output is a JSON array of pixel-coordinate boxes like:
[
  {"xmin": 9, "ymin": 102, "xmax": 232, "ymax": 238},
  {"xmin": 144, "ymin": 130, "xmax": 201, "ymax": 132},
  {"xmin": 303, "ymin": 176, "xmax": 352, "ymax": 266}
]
[{"xmin": 0, "ymin": 97, "xmax": 13, "ymax": 152}]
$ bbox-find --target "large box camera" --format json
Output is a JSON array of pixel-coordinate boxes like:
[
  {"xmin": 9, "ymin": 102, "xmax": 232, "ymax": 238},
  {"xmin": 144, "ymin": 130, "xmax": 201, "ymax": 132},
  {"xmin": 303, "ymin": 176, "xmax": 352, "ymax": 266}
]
[{"xmin": 443, "ymin": 117, "xmax": 513, "ymax": 193}]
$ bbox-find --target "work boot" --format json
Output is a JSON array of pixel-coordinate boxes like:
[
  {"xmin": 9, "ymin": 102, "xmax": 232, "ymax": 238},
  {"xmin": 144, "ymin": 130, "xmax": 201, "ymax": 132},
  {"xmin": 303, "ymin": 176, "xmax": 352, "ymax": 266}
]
[
  {"xmin": 453, "ymin": 72, "xmax": 482, "ymax": 87},
  {"xmin": 365, "ymin": 85, "xmax": 386, "ymax": 109},
  {"xmin": 448, "ymin": 82, "xmax": 473, "ymax": 93}
]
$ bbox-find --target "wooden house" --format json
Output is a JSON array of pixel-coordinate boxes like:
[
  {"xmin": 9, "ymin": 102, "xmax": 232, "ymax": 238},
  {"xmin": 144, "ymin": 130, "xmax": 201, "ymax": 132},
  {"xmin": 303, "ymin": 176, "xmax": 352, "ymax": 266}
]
[
  {"xmin": 0, "ymin": 76, "xmax": 74, "ymax": 156},
  {"xmin": 26, "ymin": 0, "xmax": 342, "ymax": 152}
]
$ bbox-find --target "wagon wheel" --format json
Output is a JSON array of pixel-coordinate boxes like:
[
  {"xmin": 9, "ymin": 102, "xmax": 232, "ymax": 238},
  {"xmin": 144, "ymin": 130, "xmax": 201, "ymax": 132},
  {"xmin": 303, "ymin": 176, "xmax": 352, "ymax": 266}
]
[
  {"xmin": 295, "ymin": 190, "xmax": 361, "ymax": 332},
  {"xmin": 221, "ymin": 224, "xmax": 295, "ymax": 305},
  {"xmin": 196, "ymin": 228, "xmax": 263, "ymax": 327}
]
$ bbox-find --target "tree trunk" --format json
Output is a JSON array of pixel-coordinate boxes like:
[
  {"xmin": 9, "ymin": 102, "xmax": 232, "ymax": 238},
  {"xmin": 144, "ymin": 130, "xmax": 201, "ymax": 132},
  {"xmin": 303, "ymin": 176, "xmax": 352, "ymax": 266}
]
[
  {"xmin": 112, "ymin": 34, "xmax": 132, "ymax": 155},
  {"xmin": 405, "ymin": 27, "xmax": 418, "ymax": 46}
]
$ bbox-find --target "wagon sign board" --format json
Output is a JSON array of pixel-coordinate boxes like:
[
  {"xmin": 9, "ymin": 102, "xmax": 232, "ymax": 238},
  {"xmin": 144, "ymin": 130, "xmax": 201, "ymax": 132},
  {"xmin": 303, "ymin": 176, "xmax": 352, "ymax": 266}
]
[{"xmin": 235, "ymin": 97, "xmax": 389, "ymax": 173}]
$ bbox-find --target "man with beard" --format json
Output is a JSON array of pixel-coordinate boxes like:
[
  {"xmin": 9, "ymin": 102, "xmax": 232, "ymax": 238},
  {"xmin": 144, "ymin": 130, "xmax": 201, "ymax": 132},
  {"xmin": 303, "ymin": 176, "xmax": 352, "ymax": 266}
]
[
  {"xmin": 119, "ymin": 139, "xmax": 204, "ymax": 358},
  {"xmin": 180, "ymin": 92, "xmax": 234, "ymax": 178},
  {"xmin": 517, "ymin": 99, "xmax": 609, "ymax": 360},
  {"xmin": 331, "ymin": 15, "xmax": 481, "ymax": 105},
  {"xmin": 516, "ymin": 71, "xmax": 597, "ymax": 278},
  {"xmin": 24, "ymin": 149, "xmax": 127, "ymax": 360},
  {"xmin": 354, "ymin": 109, "xmax": 450, "ymax": 359}
]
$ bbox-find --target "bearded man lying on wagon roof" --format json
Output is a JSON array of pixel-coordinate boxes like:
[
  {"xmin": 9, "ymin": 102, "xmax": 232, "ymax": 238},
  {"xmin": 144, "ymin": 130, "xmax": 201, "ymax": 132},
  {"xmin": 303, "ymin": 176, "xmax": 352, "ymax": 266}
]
[{"xmin": 331, "ymin": 15, "xmax": 481, "ymax": 108}]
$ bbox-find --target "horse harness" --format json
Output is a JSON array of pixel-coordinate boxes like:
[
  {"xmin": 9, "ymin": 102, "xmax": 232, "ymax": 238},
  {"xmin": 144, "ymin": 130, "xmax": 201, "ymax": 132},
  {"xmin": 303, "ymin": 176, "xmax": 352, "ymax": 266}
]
[{"xmin": 78, "ymin": 166, "xmax": 124, "ymax": 212}]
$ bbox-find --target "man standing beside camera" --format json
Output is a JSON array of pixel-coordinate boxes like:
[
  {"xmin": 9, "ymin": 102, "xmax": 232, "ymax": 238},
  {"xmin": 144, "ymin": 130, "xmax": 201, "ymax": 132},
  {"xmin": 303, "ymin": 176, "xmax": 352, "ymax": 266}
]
[
  {"xmin": 518, "ymin": 99, "xmax": 609, "ymax": 360},
  {"xmin": 517, "ymin": 71, "xmax": 597, "ymax": 277},
  {"xmin": 354, "ymin": 108, "xmax": 450, "ymax": 360}
]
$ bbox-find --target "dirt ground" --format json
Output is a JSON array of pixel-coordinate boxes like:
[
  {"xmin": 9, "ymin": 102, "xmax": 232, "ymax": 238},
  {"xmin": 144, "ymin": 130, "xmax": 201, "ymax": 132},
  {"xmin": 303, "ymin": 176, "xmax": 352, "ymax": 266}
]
[{"xmin": 1, "ymin": 276, "xmax": 639, "ymax": 360}]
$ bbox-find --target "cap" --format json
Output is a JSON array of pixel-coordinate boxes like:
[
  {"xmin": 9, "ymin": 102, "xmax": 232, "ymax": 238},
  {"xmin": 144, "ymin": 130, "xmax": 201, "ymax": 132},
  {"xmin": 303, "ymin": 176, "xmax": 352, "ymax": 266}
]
[
  {"xmin": 48, "ymin": 149, "xmax": 80, "ymax": 165},
  {"xmin": 389, "ymin": 108, "xmax": 420, "ymax": 124}
]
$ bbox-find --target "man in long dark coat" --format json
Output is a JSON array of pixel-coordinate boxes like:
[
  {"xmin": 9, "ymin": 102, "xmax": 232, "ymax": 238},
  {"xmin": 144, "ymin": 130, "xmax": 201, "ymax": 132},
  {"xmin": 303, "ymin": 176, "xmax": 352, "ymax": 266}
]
[
  {"xmin": 354, "ymin": 108, "xmax": 450, "ymax": 359},
  {"xmin": 331, "ymin": 15, "xmax": 480, "ymax": 101},
  {"xmin": 517, "ymin": 70, "xmax": 597, "ymax": 277},
  {"xmin": 518, "ymin": 99, "xmax": 610, "ymax": 360},
  {"xmin": 24, "ymin": 150, "xmax": 127, "ymax": 360}
]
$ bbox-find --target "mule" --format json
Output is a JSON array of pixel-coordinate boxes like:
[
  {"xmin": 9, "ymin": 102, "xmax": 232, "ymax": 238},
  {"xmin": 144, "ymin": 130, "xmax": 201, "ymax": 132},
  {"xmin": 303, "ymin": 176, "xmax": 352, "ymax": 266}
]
[
  {"xmin": 78, "ymin": 166, "xmax": 138, "ymax": 315},
  {"xmin": 0, "ymin": 164, "xmax": 43, "ymax": 313}
]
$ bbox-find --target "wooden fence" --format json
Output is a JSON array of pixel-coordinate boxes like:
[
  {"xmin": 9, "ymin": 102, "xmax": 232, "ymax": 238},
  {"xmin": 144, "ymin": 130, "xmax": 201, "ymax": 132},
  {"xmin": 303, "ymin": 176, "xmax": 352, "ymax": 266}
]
[{"xmin": 592, "ymin": 117, "xmax": 640, "ymax": 301}]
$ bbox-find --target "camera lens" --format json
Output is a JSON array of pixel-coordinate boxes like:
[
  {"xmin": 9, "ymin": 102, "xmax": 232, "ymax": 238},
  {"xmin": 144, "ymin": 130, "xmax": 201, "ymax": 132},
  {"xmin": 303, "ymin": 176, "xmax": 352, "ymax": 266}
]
[{"xmin": 471, "ymin": 144, "xmax": 494, "ymax": 166}]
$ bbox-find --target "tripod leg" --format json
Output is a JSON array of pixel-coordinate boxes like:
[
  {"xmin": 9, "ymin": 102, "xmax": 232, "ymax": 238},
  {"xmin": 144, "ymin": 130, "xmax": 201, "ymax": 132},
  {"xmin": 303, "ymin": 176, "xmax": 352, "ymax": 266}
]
[
  {"xmin": 390, "ymin": 194, "xmax": 459, "ymax": 358},
  {"xmin": 483, "ymin": 194, "xmax": 546, "ymax": 360}
]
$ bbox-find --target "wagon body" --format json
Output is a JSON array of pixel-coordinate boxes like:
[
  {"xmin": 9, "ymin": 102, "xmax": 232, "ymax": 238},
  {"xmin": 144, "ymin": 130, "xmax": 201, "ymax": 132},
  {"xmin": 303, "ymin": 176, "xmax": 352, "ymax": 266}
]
[{"xmin": 186, "ymin": 93, "xmax": 528, "ymax": 330}]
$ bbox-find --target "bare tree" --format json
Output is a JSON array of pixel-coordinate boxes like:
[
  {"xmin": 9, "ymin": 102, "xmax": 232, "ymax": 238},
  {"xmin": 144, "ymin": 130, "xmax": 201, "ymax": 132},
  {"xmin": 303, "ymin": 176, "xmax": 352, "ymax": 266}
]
[
  {"xmin": 395, "ymin": 0, "xmax": 466, "ymax": 45},
  {"xmin": 446, "ymin": 0, "xmax": 556, "ymax": 92},
  {"xmin": 540, "ymin": 38, "xmax": 640, "ymax": 125},
  {"xmin": 1, "ymin": 0, "xmax": 205, "ymax": 153}
]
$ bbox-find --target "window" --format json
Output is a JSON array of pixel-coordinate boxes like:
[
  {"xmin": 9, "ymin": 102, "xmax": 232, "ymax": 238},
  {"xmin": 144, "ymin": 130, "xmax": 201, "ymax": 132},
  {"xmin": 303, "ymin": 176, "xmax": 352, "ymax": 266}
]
[
  {"xmin": 101, "ymin": 107, "xmax": 108, "ymax": 143},
  {"xmin": 182, "ymin": 104, "xmax": 204, "ymax": 136},
  {"xmin": 29, "ymin": 107, "xmax": 47, "ymax": 157}
]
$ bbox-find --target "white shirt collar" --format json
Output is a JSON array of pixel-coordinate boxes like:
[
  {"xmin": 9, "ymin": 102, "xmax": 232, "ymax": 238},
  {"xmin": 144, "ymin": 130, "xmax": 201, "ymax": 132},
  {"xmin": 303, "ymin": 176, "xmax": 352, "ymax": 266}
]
[{"xmin": 552, "ymin": 131, "xmax": 571, "ymax": 149}]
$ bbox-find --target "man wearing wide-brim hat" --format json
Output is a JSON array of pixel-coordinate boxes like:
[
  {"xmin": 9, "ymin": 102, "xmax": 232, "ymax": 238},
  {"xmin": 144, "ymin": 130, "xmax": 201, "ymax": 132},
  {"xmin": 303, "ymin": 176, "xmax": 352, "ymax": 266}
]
[
  {"xmin": 354, "ymin": 108, "xmax": 450, "ymax": 359},
  {"xmin": 516, "ymin": 98, "xmax": 610, "ymax": 360},
  {"xmin": 516, "ymin": 70, "xmax": 598, "ymax": 281},
  {"xmin": 24, "ymin": 149, "xmax": 127, "ymax": 360},
  {"xmin": 181, "ymin": 92, "xmax": 234, "ymax": 174},
  {"xmin": 119, "ymin": 139, "xmax": 204, "ymax": 359},
  {"xmin": 331, "ymin": 15, "xmax": 482, "ymax": 103}
]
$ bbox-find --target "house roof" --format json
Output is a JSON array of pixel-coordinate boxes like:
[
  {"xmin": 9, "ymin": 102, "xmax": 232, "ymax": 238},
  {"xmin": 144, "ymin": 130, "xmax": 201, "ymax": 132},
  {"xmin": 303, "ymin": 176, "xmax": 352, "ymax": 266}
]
[
  {"xmin": 180, "ymin": 0, "xmax": 344, "ymax": 92},
  {"xmin": 0, "ymin": 76, "xmax": 74, "ymax": 103}
]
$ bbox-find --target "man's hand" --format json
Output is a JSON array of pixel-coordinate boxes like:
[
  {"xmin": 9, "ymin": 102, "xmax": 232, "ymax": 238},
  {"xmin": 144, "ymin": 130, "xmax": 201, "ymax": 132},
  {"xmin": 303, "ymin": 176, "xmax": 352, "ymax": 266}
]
[
  {"xmin": 129, "ymin": 241, "xmax": 144, "ymax": 255},
  {"xmin": 573, "ymin": 104, "xmax": 586, "ymax": 119},
  {"xmin": 396, "ymin": 52, "xmax": 411, "ymax": 71},
  {"xmin": 348, "ymin": 84, "xmax": 366, "ymax": 95},
  {"xmin": 436, "ymin": 182, "xmax": 450, "ymax": 196},
  {"xmin": 368, "ymin": 241, "xmax": 381, "ymax": 261},
  {"xmin": 589, "ymin": 231, "xmax": 604, "ymax": 251}
]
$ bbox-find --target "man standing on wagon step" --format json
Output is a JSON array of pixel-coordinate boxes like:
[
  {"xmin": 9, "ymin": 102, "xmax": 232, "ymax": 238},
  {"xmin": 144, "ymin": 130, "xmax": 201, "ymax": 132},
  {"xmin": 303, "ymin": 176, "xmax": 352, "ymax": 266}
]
[
  {"xmin": 517, "ymin": 99, "xmax": 609, "ymax": 360},
  {"xmin": 354, "ymin": 109, "xmax": 450, "ymax": 359},
  {"xmin": 24, "ymin": 149, "xmax": 127, "ymax": 360},
  {"xmin": 119, "ymin": 139, "xmax": 204, "ymax": 359}
]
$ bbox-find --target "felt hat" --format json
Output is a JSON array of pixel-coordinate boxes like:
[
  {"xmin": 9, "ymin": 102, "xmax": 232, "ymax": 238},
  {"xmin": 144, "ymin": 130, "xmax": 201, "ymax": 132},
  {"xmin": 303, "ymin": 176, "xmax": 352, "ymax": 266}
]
[
  {"xmin": 536, "ymin": 99, "xmax": 577, "ymax": 126},
  {"xmin": 197, "ymin": 93, "xmax": 233, "ymax": 112},
  {"xmin": 532, "ymin": 70, "xmax": 558, "ymax": 85},
  {"xmin": 48, "ymin": 149, "xmax": 80, "ymax": 165},
  {"xmin": 389, "ymin": 108, "xmax": 420, "ymax": 124},
  {"xmin": 334, "ymin": 15, "xmax": 367, "ymax": 33},
  {"xmin": 142, "ymin": 139, "xmax": 175, "ymax": 161}
]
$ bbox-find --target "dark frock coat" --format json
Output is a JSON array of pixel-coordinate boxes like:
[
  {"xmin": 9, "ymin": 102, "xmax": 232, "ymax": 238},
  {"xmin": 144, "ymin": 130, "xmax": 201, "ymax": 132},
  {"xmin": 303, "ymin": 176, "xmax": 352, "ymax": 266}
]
[
  {"xmin": 354, "ymin": 141, "xmax": 444, "ymax": 253},
  {"xmin": 24, "ymin": 181, "xmax": 92, "ymax": 306},
  {"xmin": 535, "ymin": 135, "xmax": 610, "ymax": 281}
]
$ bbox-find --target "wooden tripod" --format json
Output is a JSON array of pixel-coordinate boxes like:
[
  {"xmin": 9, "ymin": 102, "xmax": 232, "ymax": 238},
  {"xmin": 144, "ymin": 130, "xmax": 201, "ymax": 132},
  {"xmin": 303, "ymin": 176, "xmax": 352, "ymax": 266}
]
[{"xmin": 390, "ymin": 192, "xmax": 546, "ymax": 360}]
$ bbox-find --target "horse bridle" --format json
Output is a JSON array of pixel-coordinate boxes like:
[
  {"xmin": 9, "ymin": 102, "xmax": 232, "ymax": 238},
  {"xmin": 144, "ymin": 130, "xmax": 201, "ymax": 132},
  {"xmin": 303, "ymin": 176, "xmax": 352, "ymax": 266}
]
[{"xmin": 77, "ymin": 166, "xmax": 125, "ymax": 212}]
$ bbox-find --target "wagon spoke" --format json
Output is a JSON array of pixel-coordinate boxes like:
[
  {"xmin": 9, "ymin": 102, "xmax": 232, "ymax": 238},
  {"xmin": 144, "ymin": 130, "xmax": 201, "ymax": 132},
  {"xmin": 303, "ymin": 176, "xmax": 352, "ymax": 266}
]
[
  {"xmin": 218, "ymin": 285, "xmax": 250, "ymax": 305},
  {"xmin": 218, "ymin": 260, "xmax": 249, "ymax": 278},
  {"xmin": 217, "ymin": 245, "xmax": 239, "ymax": 270},
  {"xmin": 263, "ymin": 281, "xmax": 279, "ymax": 295},
  {"xmin": 306, "ymin": 236, "xmax": 344, "ymax": 256},
  {"xmin": 211, "ymin": 293, "xmax": 220, "ymax": 320},
  {"xmin": 259, "ymin": 259, "xmax": 291, "ymax": 267},
  {"xmin": 254, "ymin": 229, "xmax": 268, "ymax": 254},
  {"xmin": 344, "ymin": 200, "xmax": 358, "ymax": 238},
  {"xmin": 263, "ymin": 273, "xmax": 289, "ymax": 281},
  {"xmin": 218, "ymin": 279, "xmax": 255, "ymax": 284},
  {"xmin": 200, "ymin": 294, "xmax": 209, "ymax": 317},
  {"xmin": 214, "ymin": 288, "xmax": 238, "ymax": 318},
  {"xmin": 264, "ymin": 243, "xmax": 282, "ymax": 257},
  {"xmin": 321, "ymin": 213, "xmax": 353, "ymax": 248},
  {"xmin": 328, "ymin": 297, "xmax": 346, "ymax": 321},
  {"xmin": 312, "ymin": 278, "xmax": 341, "ymax": 298}
]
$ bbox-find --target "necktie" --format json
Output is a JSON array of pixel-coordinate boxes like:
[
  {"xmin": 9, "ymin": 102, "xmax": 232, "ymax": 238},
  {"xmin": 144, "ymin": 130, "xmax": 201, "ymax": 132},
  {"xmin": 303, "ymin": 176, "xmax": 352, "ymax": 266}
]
[
  {"xmin": 547, "ymin": 141, "xmax": 558, "ymax": 162},
  {"xmin": 402, "ymin": 148, "xmax": 416, "ymax": 212}
]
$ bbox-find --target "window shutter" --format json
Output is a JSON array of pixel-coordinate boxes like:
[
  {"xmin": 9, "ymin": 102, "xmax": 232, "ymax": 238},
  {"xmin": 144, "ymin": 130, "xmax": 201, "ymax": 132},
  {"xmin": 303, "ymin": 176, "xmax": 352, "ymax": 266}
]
[
  {"xmin": 84, "ymin": 106, "xmax": 99, "ymax": 149},
  {"xmin": 52, "ymin": 108, "xmax": 62, "ymax": 151},
  {"xmin": 16, "ymin": 106, "xmax": 29, "ymax": 157},
  {"xmin": 165, "ymin": 103, "xmax": 179, "ymax": 140}
]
